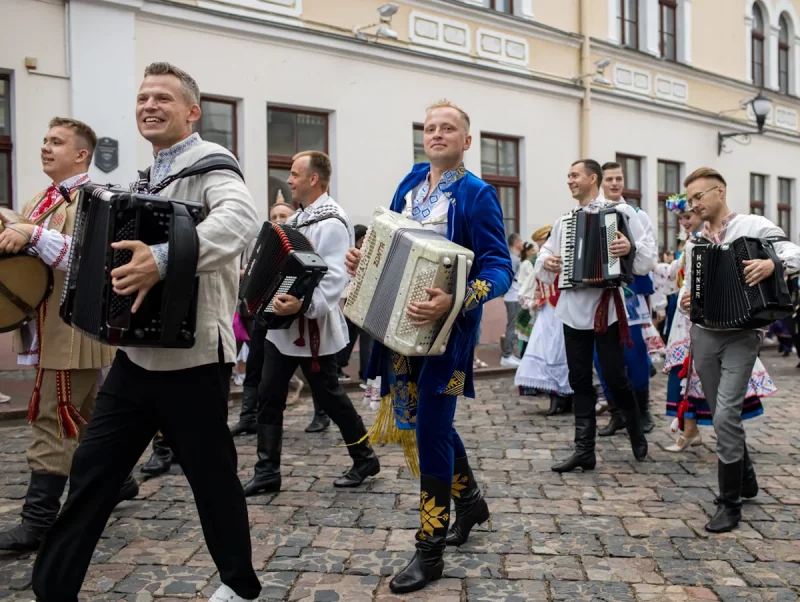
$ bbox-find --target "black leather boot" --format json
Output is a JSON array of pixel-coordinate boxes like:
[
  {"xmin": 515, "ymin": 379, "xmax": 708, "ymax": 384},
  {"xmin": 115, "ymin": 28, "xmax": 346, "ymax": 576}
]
[
  {"xmin": 636, "ymin": 389, "xmax": 654, "ymax": 434},
  {"xmin": 742, "ymin": 446, "xmax": 759, "ymax": 500},
  {"xmin": 705, "ymin": 459, "xmax": 743, "ymax": 533},
  {"xmin": 0, "ymin": 472, "xmax": 67, "ymax": 552},
  {"xmin": 552, "ymin": 417, "xmax": 597, "ymax": 473},
  {"xmin": 305, "ymin": 399, "xmax": 331, "ymax": 433},
  {"xmin": 446, "ymin": 456, "xmax": 489, "ymax": 546},
  {"xmin": 243, "ymin": 424, "xmax": 283, "ymax": 496},
  {"xmin": 390, "ymin": 474, "xmax": 451, "ymax": 594},
  {"xmin": 116, "ymin": 474, "xmax": 140, "ymax": 505},
  {"xmin": 230, "ymin": 386, "xmax": 259, "ymax": 437},
  {"xmin": 621, "ymin": 405, "xmax": 648, "ymax": 461},
  {"xmin": 140, "ymin": 433, "xmax": 174, "ymax": 477},
  {"xmin": 546, "ymin": 394, "xmax": 571, "ymax": 416},
  {"xmin": 546, "ymin": 394, "xmax": 560, "ymax": 416},
  {"xmin": 598, "ymin": 411, "xmax": 625, "ymax": 437}
]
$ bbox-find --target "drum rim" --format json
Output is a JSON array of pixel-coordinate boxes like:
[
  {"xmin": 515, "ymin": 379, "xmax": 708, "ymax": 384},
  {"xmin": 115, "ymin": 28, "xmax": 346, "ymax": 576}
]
[{"xmin": 0, "ymin": 253, "xmax": 54, "ymax": 334}]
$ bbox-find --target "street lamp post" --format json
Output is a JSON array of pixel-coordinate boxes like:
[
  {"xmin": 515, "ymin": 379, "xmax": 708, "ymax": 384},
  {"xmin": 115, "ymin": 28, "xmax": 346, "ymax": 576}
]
[{"xmin": 717, "ymin": 91, "xmax": 773, "ymax": 155}]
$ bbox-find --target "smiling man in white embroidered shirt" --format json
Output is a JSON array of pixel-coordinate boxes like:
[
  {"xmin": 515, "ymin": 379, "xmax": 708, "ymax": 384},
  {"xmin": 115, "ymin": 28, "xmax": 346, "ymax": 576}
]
[
  {"xmin": 535, "ymin": 159, "xmax": 657, "ymax": 474},
  {"xmin": 241, "ymin": 150, "xmax": 380, "ymax": 498},
  {"xmin": 32, "ymin": 62, "xmax": 262, "ymax": 602},
  {"xmin": 678, "ymin": 167, "xmax": 800, "ymax": 535}
]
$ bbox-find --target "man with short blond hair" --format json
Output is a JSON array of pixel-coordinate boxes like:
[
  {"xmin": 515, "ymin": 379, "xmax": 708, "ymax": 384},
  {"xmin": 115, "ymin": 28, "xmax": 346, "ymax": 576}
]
[
  {"xmin": 0, "ymin": 117, "xmax": 137, "ymax": 554},
  {"xmin": 678, "ymin": 166, "xmax": 800, "ymax": 533}
]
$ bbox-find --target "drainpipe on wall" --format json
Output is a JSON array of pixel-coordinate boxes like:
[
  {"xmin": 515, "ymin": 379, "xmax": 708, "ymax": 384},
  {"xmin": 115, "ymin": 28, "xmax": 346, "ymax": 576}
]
[{"xmin": 579, "ymin": 0, "xmax": 591, "ymax": 157}]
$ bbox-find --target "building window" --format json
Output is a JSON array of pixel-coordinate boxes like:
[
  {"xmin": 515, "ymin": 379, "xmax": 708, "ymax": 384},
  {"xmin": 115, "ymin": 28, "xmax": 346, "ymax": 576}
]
[
  {"xmin": 267, "ymin": 107, "xmax": 328, "ymax": 199},
  {"xmin": 657, "ymin": 161, "xmax": 681, "ymax": 253},
  {"xmin": 779, "ymin": 15, "xmax": 791, "ymax": 95},
  {"xmin": 659, "ymin": 0, "xmax": 677, "ymax": 61},
  {"xmin": 619, "ymin": 0, "xmax": 639, "ymax": 49},
  {"xmin": 0, "ymin": 75, "xmax": 11, "ymax": 208},
  {"xmin": 481, "ymin": 134, "xmax": 520, "ymax": 235},
  {"xmin": 198, "ymin": 96, "xmax": 237, "ymax": 156},
  {"xmin": 485, "ymin": 0, "xmax": 514, "ymax": 15},
  {"xmin": 750, "ymin": 173, "xmax": 766, "ymax": 216},
  {"xmin": 779, "ymin": 177, "xmax": 793, "ymax": 236},
  {"xmin": 752, "ymin": 4, "xmax": 765, "ymax": 88},
  {"xmin": 616, "ymin": 153, "xmax": 642, "ymax": 207},
  {"xmin": 413, "ymin": 124, "xmax": 426, "ymax": 164}
]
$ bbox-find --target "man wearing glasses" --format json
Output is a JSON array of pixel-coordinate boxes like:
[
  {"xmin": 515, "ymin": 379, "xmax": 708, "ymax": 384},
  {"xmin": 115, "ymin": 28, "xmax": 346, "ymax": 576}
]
[{"xmin": 679, "ymin": 167, "xmax": 800, "ymax": 534}]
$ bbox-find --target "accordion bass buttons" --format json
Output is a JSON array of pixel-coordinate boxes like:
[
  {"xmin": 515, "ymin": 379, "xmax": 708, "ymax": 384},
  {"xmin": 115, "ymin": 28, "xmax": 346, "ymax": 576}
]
[{"xmin": 415, "ymin": 344, "xmax": 424, "ymax": 353}]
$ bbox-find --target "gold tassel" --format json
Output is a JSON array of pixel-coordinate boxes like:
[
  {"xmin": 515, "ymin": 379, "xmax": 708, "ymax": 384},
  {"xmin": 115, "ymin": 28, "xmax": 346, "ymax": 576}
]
[{"xmin": 399, "ymin": 429, "xmax": 420, "ymax": 477}]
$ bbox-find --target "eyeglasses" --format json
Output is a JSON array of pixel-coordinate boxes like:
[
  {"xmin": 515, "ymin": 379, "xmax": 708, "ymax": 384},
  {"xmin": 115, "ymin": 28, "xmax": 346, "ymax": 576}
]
[{"xmin": 687, "ymin": 185, "xmax": 719, "ymax": 209}]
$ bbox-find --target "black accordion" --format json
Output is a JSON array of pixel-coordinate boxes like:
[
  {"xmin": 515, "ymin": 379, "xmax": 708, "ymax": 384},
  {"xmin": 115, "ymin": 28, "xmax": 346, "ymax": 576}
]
[
  {"xmin": 558, "ymin": 208, "xmax": 635, "ymax": 289},
  {"xmin": 239, "ymin": 222, "xmax": 327, "ymax": 329},
  {"xmin": 60, "ymin": 184, "xmax": 205, "ymax": 347},
  {"xmin": 690, "ymin": 236, "xmax": 792, "ymax": 329}
]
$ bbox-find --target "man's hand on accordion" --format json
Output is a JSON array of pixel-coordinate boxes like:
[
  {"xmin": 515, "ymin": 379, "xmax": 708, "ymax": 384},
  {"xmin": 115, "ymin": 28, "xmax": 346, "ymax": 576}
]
[
  {"xmin": 543, "ymin": 255, "xmax": 562, "ymax": 273},
  {"xmin": 743, "ymin": 258, "xmax": 775, "ymax": 287},
  {"xmin": 110, "ymin": 240, "xmax": 161, "ymax": 313},
  {"xmin": 680, "ymin": 291, "xmax": 691, "ymax": 312},
  {"xmin": 345, "ymin": 247, "xmax": 362, "ymax": 277},
  {"xmin": 609, "ymin": 231, "xmax": 632, "ymax": 258},
  {"xmin": 407, "ymin": 288, "xmax": 453, "ymax": 326},
  {"xmin": 273, "ymin": 294, "xmax": 303, "ymax": 317}
]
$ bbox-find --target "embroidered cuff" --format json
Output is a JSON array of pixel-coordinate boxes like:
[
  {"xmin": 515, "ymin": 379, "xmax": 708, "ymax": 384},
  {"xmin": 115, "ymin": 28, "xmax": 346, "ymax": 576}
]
[
  {"xmin": 150, "ymin": 243, "xmax": 169, "ymax": 280},
  {"xmin": 463, "ymin": 279, "xmax": 491, "ymax": 312},
  {"xmin": 29, "ymin": 226, "xmax": 44, "ymax": 248}
]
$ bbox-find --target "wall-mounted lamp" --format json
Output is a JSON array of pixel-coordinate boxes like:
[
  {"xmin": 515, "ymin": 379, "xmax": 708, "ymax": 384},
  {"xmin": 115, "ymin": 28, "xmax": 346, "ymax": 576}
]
[
  {"xmin": 571, "ymin": 58, "xmax": 612, "ymax": 86},
  {"xmin": 354, "ymin": 3, "xmax": 399, "ymax": 43},
  {"xmin": 717, "ymin": 91, "xmax": 773, "ymax": 155}
]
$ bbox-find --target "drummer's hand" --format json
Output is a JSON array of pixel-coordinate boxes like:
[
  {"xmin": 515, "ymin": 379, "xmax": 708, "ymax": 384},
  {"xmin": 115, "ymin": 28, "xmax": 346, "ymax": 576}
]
[
  {"xmin": 345, "ymin": 247, "xmax": 362, "ymax": 276},
  {"xmin": 407, "ymin": 288, "xmax": 453, "ymax": 326},
  {"xmin": 0, "ymin": 223, "xmax": 34, "ymax": 254},
  {"xmin": 273, "ymin": 294, "xmax": 302, "ymax": 316},
  {"xmin": 110, "ymin": 240, "xmax": 161, "ymax": 313}
]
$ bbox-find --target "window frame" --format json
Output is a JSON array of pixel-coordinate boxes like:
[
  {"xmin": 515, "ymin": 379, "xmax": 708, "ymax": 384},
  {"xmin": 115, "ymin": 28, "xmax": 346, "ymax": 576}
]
[
  {"xmin": 488, "ymin": 0, "xmax": 514, "ymax": 15},
  {"xmin": 659, "ymin": 0, "xmax": 678, "ymax": 61},
  {"xmin": 197, "ymin": 95, "xmax": 238, "ymax": 158},
  {"xmin": 778, "ymin": 177, "xmax": 793, "ymax": 237},
  {"xmin": 266, "ymin": 106, "xmax": 330, "ymax": 174},
  {"xmin": 750, "ymin": 173, "xmax": 766, "ymax": 216},
  {"xmin": 752, "ymin": 4, "xmax": 766, "ymax": 88},
  {"xmin": 0, "ymin": 74, "xmax": 12, "ymax": 208},
  {"xmin": 481, "ymin": 132, "xmax": 520, "ymax": 235},
  {"xmin": 412, "ymin": 123, "xmax": 426, "ymax": 164},
  {"xmin": 616, "ymin": 153, "xmax": 643, "ymax": 207},
  {"xmin": 779, "ymin": 15, "xmax": 791, "ymax": 95},
  {"xmin": 619, "ymin": 0, "xmax": 640, "ymax": 50},
  {"xmin": 657, "ymin": 160, "xmax": 681, "ymax": 253}
]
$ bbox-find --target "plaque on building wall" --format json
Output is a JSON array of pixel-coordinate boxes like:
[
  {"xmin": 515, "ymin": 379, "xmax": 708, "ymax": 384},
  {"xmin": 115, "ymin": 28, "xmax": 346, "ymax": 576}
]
[{"xmin": 95, "ymin": 137, "xmax": 119, "ymax": 173}]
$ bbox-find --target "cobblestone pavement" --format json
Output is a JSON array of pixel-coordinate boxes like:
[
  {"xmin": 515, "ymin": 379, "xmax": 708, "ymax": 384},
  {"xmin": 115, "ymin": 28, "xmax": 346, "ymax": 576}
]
[{"xmin": 1, "ymin": 350, "xmax": 800, "ymax": 601}]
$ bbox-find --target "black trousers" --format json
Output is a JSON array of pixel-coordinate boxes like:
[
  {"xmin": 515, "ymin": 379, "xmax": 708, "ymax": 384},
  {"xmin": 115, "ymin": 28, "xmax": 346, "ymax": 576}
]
[
  {"xmin": 244, "ymin": 320, "xmax": 269, "ymax": 388},
  {"xmin": 32, "ymin": 351, "xmax": 261, "ymax": 601},
  {"xmin": 336, "ymin": 318, "xmax": 373, "ymax": 381},
  {"xmin": 563, "ymin": 323, "xmax": 637, "ymax": 421},
  {"xmin": 258, "ymin": 341, "xmax": 366, "ymax": 443}
]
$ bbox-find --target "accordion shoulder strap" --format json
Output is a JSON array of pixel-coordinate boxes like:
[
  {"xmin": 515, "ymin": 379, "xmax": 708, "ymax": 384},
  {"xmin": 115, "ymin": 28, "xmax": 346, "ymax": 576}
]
[
  {"xmin": 766, "ymin": 235, "xmax": 789, "ymax": 243},
  {"xmin": 147, "ymin": 153, "xmax": 244, "ymax": 195},
  {"xmin": 295, "ymin": 213, "xmax": 349, "ymax": 231},
  {"xmin": 159, "ymin": 202, "xmax": 200, "ymax": 344}
]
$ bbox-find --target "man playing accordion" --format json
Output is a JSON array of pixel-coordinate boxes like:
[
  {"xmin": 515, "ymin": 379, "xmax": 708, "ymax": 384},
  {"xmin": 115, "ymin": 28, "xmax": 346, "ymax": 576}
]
[{"xmin": 345, "ymin": 100, "xmax": 513, "ymax": 594}]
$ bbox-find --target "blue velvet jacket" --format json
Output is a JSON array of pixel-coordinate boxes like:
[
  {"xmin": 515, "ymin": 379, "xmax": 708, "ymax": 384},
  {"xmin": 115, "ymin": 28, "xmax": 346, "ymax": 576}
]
[{"xmin": 365, "ymin": 163, "xmax": 513, "ymax": 398}]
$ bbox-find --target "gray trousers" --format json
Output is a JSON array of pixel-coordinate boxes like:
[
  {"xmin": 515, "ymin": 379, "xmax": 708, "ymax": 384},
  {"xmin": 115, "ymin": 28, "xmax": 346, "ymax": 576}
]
[
  {"xmin": 690, "ymin": 325, "xmax": 761, "ymax": 463},
  {"xmin": 503, "ymin": 301, "xmax": 519, "ymax": 358}
]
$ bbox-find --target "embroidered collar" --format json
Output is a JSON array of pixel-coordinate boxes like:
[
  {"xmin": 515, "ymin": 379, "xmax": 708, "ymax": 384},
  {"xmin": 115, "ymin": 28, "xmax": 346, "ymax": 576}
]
[
  {"xmin": 29, "ymin": 172, "xmax": 90, "ymax": 221},
  {"xmin": 411, "ymin": 163, "xmax": 466, "ymax": 221},
  {"xmin": 701, "ymin": 212, "xmax": 737, "ymax": 244},
  {"xmin": 150, "ymin": 133, "xmax": 201, "ymax": 187},
  {"xmin": 574, "ymin": 196, "xmax": 615, "ymax": 214},
  {"xmin": 59, "ymin": 173, "xmax": 90, "ymax": 190}
]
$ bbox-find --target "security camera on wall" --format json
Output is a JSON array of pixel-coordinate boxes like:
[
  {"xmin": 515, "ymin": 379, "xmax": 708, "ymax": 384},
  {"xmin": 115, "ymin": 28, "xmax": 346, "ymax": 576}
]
[{"xmin": 378, "ymin": 3, "xmax": 399, "ymax": 20}]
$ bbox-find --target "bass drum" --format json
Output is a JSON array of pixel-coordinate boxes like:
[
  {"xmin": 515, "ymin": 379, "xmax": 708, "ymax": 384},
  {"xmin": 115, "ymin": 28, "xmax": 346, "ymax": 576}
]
[{"xmin": 0, "ymin": 254, "xmax": 53, "ymax": 333}]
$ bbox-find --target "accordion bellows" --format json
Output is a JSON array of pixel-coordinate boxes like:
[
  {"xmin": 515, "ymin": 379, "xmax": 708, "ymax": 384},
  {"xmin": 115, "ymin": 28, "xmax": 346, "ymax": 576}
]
[
  {"xmin": 344, "ymin": 207, "xmax": 474, "ymax": 357},
  {"xmin": 239, "ymin": 222, "xmax": 327, "ymax": 330},
  {"xmin": 690, "ymin": 236, "xmax": 792, "ymax": 329}
]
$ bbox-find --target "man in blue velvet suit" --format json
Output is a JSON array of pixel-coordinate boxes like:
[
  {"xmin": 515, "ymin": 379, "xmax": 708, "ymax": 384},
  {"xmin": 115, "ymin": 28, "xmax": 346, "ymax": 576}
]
[{"xmin": 345, "ymin": 101, "xmax": 512, "ymax": 594}]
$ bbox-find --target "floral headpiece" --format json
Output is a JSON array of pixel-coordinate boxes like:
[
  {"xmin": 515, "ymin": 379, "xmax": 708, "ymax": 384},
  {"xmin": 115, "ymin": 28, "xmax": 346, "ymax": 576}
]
[{"xmin": 665, "ymin": 192, "xmax": 689, "ymax": 215}]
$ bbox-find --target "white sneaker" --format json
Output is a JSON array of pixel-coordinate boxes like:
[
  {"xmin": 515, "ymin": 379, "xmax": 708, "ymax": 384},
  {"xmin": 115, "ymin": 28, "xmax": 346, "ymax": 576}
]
[
  {"xmin": 500, "ymin": 356, "xmax": 521, "ymax": 367},
  {"xmin": 209, "ymin": 584, "xmax": 256, "ymax": 602}
]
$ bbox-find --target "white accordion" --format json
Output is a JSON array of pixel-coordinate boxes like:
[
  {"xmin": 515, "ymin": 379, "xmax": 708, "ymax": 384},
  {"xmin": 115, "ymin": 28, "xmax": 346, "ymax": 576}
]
[{"xmin": 344, "ymin": 207, "xmax": 474, "ymax": 357}]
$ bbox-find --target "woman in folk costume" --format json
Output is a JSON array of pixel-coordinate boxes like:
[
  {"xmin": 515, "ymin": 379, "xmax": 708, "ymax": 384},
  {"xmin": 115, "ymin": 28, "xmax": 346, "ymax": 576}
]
[
  {"xmin": 347, "ymin": 101, "xmax": 512, "ymax": 595},
  {"xmin": 515, "ymin": 226, "xmax": 573, "ymax": 415},
  {"xmin": 513, "ymin": 241, "xmax": 536, "ymax": 355},
  {"xmin": 663, "ymin": 194, "xmax": 775, "ymax": 451},
  {"xmin": 0, "ymin": 118, "xmax": 136, "ymax": 553}
]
